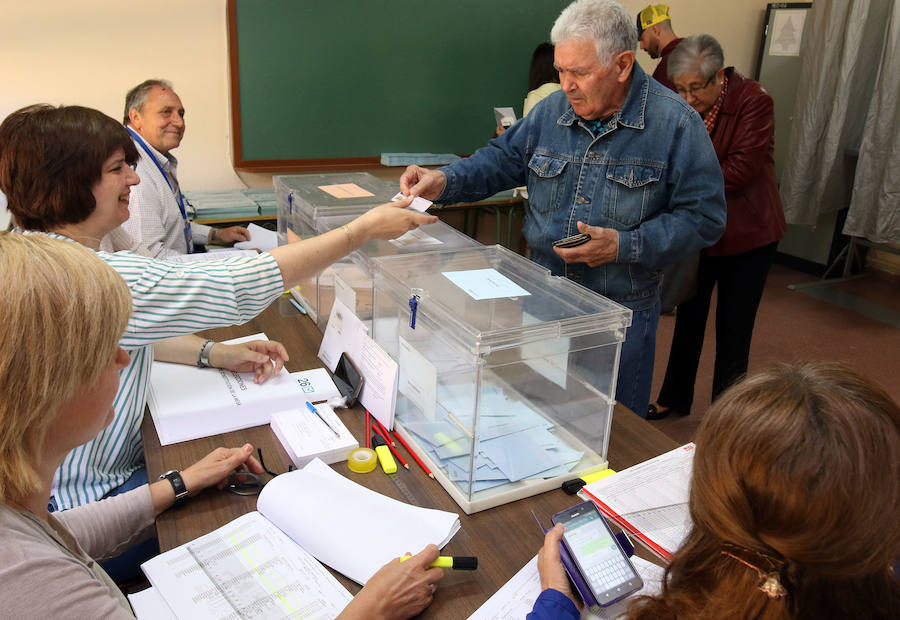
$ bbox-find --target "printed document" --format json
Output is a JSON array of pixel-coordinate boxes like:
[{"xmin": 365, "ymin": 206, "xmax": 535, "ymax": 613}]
[
  {"xmin": 142, "ymin": 458, "xmax": 460, "ymax": 619},
  {"xmin": 580, "ymin": 444, "xmax": 695, "ymax": 555}
]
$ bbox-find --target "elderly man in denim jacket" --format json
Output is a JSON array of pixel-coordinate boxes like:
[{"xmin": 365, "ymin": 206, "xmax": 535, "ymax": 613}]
[{"xmin": 401, "ymin": 0, "xmax": 725, "ymax": 418}]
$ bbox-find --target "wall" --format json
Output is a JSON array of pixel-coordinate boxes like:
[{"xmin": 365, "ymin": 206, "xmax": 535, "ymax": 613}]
[{"xmin": 1, "ymin": 0, "xmax": 774, "ymax": 230}]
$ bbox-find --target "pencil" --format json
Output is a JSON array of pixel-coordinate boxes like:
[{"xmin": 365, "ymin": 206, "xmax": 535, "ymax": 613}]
[
  {"xmin": 371, "ymin": 417, "xmax": 396, "ymax": 447},
  {"xmin": 392, "ymin": 428, "xmax": 434, "ymax": 479},
  {"xmin": 371, "ymin": 423, "xmax": 409, "ymax": 469},
  {"xmin": 365, "ymin": 410, "xmax": 371, "ymax": 449}
]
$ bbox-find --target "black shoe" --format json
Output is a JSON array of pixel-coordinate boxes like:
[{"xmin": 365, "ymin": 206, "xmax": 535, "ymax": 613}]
[{"xmin": 646, "ymin": 403, "xmax": 687, "ymax": 420}]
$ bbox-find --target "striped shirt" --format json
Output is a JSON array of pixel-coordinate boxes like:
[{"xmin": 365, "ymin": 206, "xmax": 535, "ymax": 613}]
[{"xmin": 29, "ymin": 232, "xmax": 285, "ymax": 509}]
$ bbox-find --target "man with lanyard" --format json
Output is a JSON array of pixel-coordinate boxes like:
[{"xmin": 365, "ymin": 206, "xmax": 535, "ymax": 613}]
[
  {"xmin": 636, "ymin": 5, "xmax": 683, "ymax": 90},
  {"xmin": 114, "ymin": 79, "xmax": 250, "ymax": 258},
  {"xmin": 400, "ymin": 0, "xmax": 725, "ymax": 418}
]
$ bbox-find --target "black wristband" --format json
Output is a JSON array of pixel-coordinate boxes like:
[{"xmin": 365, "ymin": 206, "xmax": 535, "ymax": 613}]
[{"xmin": 159, "ymin": 470, "xmax": 189, "ymax": 506}]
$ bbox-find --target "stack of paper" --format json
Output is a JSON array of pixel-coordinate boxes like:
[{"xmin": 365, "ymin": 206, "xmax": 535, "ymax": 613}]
[
  {"xmin": 579, "ymin": 444, "xmax": 695, "ymax": 558},
  {"xmin": 400, "ymin": 379, "xmax": 585, "ymax": 494},
  {"xmin": 380, "ymin": 152, "xmax": 461, "ymax": 166},
  {"xmin": 147, "ymin": 333, "xmax": 308, "ymax": 445},
  {"xmin": 141, "ymin": 458, "xmax": 460, "ymax": 619},
  {"xmin": 270, "ymin": 404, "xmax": 358, "ymax": 468}
]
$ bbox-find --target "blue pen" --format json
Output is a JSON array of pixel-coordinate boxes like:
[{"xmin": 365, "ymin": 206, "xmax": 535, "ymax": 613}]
[
  {"xmin": 306, "ymin": 401, "xmax": 340, "ymax": 437},
  {"xmin": 289, "ymin": 298, "xmax": 307, "ymax": 315}
]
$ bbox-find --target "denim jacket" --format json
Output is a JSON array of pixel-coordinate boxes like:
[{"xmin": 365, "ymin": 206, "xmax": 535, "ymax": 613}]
[{"xmin": 438, "ymin": 63, "xmax": 726, "ymax": 311}]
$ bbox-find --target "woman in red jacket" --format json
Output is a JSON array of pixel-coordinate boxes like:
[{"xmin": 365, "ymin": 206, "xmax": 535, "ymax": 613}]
[{"xmin": 648, "ymin": 34, "xmax": 786, "ymax": 420}]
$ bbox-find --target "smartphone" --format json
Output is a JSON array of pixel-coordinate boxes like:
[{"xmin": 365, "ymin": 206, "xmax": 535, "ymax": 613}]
[
  {"xmin": 552, "ymin": 501, "xmax": 643, "ymax": 606},
  {"xmin": 332, "ymin": 352, "xmax": 364, "ymax": 407},
  {"xmin": 552, "ymin": 233, "xmax": 591, "ymax": 248}
]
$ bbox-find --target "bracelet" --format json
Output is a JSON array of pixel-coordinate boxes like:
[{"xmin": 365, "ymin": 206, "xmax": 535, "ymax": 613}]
[
  {"xmin": 209, "ymin": 228, "xmax": 217, "ymax": 244},
  {"xmin": 341, "ymin": 224, "xmax": 355, "ymax": 251},
  {"xmin": 197, "ymin": 339, "xmax": 215, "ymax": 368}
]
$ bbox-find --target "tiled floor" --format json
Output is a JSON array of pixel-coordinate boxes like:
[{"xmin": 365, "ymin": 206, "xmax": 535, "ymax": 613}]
[{"xmin": 645, "ymin": 264, "xmax": 900, "ymax": 445}]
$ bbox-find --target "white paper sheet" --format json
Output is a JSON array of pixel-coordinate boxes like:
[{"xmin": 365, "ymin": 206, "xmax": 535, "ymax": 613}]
[
  {"xmin": 234, "ymin": 222, "xmax": 277, "ymax": 252},
  {"xmin": 257, "ymin": 458, "xmax": 460, "ymax": 584},
  {"xmin": 270, "ymin": 405, "xmax": 358, "ymax": 468},
  {"xmin": 441, "ymin": 268, "xmax": 531, "ymax": 300},
  {"xmin": 127, "ymin": 587, "xmax": 177, "ymax": 619}
]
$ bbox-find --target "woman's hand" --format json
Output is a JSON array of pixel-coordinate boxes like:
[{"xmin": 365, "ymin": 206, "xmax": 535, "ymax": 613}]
[
  {"xmin": 209, "ymin": 340, "xmax": 289, "ymax": 384},
  {"xmin": 350, "ymin": 198, "xmax": 438, "ymax": 245},
  {"xmin": 151, "ymin": 444, "xmax": 264, "ymax": 514},
  {"xmin": 537, "ymin": 524, "xmax": 579, "ymax": 607},
  {"xmin": 337, "ymin": 544, "xmax": 444, "ymax": 620},
  {"xmin": 181, "ymin": 443, "xmax": 264, "ymax": 495}
]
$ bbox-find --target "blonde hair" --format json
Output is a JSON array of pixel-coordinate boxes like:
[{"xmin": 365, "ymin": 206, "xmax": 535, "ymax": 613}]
[{"xmin": 0, "ymin": 233, "xmax": 132, "ymax": 501}]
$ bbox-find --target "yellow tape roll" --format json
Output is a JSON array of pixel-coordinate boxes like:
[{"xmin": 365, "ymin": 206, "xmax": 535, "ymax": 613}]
[{"xmin": 347, "ymin": 447, "xmax": 377, "ymax": 473}]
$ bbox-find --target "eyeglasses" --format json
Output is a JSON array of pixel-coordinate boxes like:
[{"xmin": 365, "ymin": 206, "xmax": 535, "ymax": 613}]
[
  {"xmin": 223, "ymin": 448, "xmax": 295, "ymax": 496},
  {"xmin": 674, "ymin": 75, "xmax": 716, "ymax": 97}
]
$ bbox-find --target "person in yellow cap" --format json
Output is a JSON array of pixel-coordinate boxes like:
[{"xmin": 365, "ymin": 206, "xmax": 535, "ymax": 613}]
[{"xmin": 636, "ymin": 5, "xmax": 682, "ymax": 90}]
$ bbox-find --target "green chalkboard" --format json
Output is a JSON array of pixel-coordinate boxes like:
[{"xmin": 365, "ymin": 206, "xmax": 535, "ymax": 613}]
[{"xmin": 227, "ymin": 0, "xmax": 570, "ymax": 170}]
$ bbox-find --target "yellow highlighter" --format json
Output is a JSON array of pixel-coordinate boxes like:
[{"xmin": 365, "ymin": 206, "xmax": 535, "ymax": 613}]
[
  {"xmin": 561, "ymin": 468, "xmax": 616, "ymax": 494},
  {"xmin": 371, "ymin": 434, "xmax": 397, "ymax": 474},
  {"xmin": 400, "ymin": 555, "xmax": 478, "ymax": 570}
]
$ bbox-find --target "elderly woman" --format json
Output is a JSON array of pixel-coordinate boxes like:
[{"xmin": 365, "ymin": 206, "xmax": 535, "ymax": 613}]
[
  {"xmin": 0, "ymin": 233, "xmax": 442, "ymax": 618},
  {"xmin": 647, "ymin": 34, "xmax": 786, "ymax": 420},
  {"xmin": 534, "ymin": 362, "xmax": 900, "ymax": 618}
]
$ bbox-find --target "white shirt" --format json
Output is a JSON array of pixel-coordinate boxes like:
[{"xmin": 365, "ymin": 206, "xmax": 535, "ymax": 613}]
[{"xmin": 104, "ymin": 135, "xmax": 212, "ymax": 258}]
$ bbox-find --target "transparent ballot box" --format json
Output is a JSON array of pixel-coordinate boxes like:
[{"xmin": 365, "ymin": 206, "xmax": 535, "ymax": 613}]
[
  {"xmin": 274, "ymin": 172, "xmax": 397, "ymax": 244},
  {"xmin": 296, "ymin": 215, "xmax": 481, "ymax": 330},
  {"xmin": 371, "ymin": 245, "xmax": 632, "ymax": 513}
]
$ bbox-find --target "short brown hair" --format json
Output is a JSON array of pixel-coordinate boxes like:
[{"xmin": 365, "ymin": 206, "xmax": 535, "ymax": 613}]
[
  {"xmin": 627, "ymin": 362, "xmax": 900, "ymax": 619},
  {"xmin": 0, "ymin": 105, "xmax": 139, "ymax": 231},
  {"xmin": 0, "ymin": 232, "xmax": 132, "ymax": 501}
]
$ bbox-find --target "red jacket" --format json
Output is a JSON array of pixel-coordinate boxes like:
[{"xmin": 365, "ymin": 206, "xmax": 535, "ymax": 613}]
[{"xmin": 706, "ymin": 68, "xmax": 786, "ymax": 256}]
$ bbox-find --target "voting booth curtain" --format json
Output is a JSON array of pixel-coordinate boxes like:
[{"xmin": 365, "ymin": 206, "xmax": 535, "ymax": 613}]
[{"xmin": 780, "ymin": 0, "xmax": 900, "ymax": 246}]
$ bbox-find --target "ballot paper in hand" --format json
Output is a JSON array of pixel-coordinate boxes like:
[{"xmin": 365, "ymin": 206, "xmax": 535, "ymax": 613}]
[{"xmin": 392, "ymin": 191, "xmax": 433, "ymax": 212}]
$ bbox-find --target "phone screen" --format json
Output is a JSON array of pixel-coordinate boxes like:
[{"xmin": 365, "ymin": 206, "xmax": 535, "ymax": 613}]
[
  {"xmin": 556, "ymin": 503, "xmax": 642, "ymax": 605},
  {"xmin": 333, "ymin": 353, "xmax": 363, "ymax": 406}
]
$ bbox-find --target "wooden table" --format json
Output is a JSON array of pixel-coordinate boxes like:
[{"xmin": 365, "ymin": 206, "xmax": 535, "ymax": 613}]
[{"xmin": 142, "ymin": 298, "xmax": 677, "ymax": 618}]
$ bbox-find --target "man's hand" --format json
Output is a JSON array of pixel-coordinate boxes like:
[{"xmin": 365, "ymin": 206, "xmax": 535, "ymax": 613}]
[
  {"xmin": 209, "ymin": 339, "xmax": 289, "ymax": 384},
  {"xmin": 553, "ymin": 221, "xmax": 618, "ymax": 267},
  {"xmin": 213, "ymin": 225, "xmax": 251, "ymax": 245},
  {"xmin": 399, "ymin": 166, "xmax": 447, "ymax": 200}
]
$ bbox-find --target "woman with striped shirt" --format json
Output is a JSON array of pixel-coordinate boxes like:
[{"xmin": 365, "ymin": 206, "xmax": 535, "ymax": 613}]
[{"xmin": 0, "ymin": 105, "xmax": 435, "ymax": 514}]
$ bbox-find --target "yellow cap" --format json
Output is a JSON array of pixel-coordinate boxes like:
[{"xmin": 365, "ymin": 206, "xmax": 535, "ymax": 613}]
[{"xmin": 637, "ymin": 5, "xmax": 671, "ymax": 35}]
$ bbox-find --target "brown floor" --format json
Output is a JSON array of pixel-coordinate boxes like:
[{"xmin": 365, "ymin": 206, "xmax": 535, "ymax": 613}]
[{"xmin": 647, "ymin": 264, "xmax": 900, "ymax": 445}]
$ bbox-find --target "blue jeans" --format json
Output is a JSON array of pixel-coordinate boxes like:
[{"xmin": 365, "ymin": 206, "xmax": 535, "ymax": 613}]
[
  {"xmin": 615, "ymin": 301, "xmax": 660, "ymax": 418},
  {"xmin": 98, "ymin": 467, "xmax": 160, "ymax": 583}
]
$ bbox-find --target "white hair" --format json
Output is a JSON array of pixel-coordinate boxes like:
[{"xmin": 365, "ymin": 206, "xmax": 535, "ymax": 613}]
[{"xmin": 551, "ymin": 0, "xmax": 637, "ymax": 62}]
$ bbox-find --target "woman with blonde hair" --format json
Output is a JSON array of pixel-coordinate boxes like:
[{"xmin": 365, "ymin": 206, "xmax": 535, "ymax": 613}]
[
  {"xmin": 534, "ymin": 362, "xmax": 900, "ymax": 618},
  {"xmin": 0, "ymin": 233, "xmax": 443, "ymax": 618}
]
